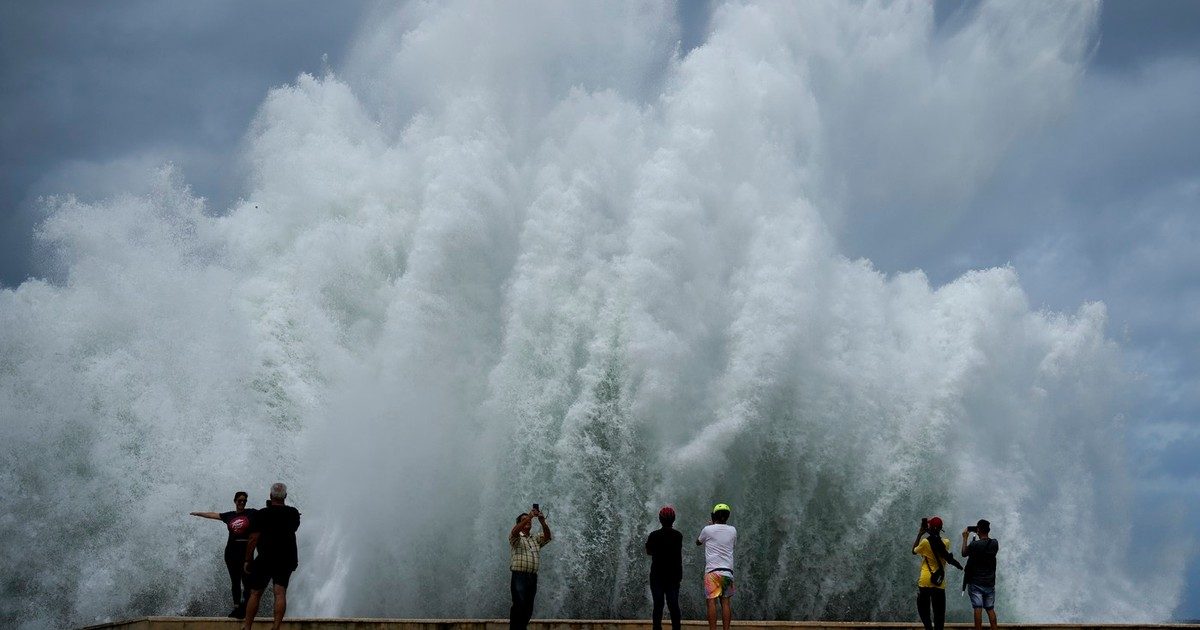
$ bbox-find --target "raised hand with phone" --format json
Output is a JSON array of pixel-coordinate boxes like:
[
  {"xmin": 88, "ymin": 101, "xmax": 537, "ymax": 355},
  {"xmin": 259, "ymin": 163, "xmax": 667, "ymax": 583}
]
[
  {"xmin": 961, "ymin": 519, "xmax": 999, "ymax": 629},
  {"xmin": 508, "ymin": 503, "xmax": 553, "ymax": 630}
]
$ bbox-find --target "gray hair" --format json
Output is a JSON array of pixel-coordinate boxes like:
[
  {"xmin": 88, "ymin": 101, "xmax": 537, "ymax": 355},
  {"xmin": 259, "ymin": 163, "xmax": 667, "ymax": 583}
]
[{"xmin": 270, "ymin": 482, "xmax": 288, "ymax": 501}]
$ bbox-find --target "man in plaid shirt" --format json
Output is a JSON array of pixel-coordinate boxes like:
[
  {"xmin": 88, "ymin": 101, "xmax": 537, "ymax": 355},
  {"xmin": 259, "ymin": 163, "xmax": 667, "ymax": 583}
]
[{"xmin": 509, "ymin": 506, "xmax": 552, "ymax": 630}]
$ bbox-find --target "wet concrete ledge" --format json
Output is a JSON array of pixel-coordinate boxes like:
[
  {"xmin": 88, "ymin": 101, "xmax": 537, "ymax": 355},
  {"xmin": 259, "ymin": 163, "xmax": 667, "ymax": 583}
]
[{"xmin": 80, "ymin": 618, "xmax": 1200, "ymax": 630}]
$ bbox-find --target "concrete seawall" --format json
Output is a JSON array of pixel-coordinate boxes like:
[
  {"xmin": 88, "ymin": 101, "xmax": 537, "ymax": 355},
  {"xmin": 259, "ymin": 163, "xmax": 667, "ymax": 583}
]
[{"xmin": 80, "ymin": 618, "xmax": 1200, "ymax": 630}]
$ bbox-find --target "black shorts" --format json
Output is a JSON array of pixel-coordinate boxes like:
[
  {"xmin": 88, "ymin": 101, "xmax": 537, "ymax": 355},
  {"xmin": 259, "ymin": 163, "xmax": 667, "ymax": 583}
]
[{"xmin": 245, "ymin": 559, "xmax": 294, "ymax": 591}]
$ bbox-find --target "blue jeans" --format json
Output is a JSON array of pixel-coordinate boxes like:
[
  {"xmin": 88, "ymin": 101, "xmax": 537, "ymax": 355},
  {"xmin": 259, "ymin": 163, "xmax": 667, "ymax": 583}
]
[
  {"xmin": 510, "ymin": 571, "xmax": 538, "ymax": 630},
  {"xmin": 967, "ymin": 583, "xmax": 996, "ymax": 610}
]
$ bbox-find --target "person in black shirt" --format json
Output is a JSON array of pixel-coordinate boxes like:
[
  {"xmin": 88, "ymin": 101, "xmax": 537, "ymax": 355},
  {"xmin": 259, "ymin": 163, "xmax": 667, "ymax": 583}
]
[
  {"xmin": 190, "ymin": 491, "xmax": 256, "ymax": 617},
  {"xmin": 961, "ymin": 519, "xmax": 999, "ymax": 630},
  {"xmin": 242, "ymin": 482, "xmax": 301, "ymax": 630},
  {"xmin": 645, "ymin": 505, "xmax": 683, "ymax": 630}
]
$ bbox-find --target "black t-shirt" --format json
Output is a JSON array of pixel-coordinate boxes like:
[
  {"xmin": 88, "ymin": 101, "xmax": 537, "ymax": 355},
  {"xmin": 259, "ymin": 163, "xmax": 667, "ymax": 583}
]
[
  {"xmin": 645, "ymin": 527, "xmax": 683, "ymax": 584},
  {"xmin": 250, "ymin": 504, "xmax": 301, "ymax": 569},
  {"xmin": 964, "ymin": 538, "xmax": 998, "ymax": 587},
  {"xmin": 220, "ymin": 509, "xmax": 257, "ymax": 547}
]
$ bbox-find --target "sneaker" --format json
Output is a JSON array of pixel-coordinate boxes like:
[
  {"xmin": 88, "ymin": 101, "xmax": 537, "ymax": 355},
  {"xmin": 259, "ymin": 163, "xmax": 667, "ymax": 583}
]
[{"xmin": 229, "ymin": 606, "xmax": 244, "ymax": 618}]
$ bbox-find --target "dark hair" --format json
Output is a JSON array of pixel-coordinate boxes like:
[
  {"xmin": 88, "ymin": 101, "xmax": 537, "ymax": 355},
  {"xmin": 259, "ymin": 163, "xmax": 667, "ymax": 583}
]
[
  {"xmin": 659, "ymin": 512, "xmax": 675, "ymax": 527},
  {"xmin": 234, "ymin": 491, "xmax": 248, "ymax": 501},
  {"xmin": 924, "ymin": 527, "xmax": 962, "ymax": 570},
  {"xmin": 515, "ymin": 513, "xmax": 529, "ymax": 523},
  {"xmin": 976, "ymin": 519, "xmax": 990, "ymax": 534},
  {"xmin": 712, "ymin": 510, "xmax": 730, "ymax": 524},
  {"xmin": 927, "ymin": 530, "xmax": 951, "ymax": 561}
]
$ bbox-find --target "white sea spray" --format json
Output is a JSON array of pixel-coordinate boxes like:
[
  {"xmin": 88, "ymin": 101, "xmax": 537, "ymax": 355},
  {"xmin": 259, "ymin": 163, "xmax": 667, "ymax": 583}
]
[{"xmin": 0, "ymin": 1, "xmax": 1186, "ymax": 627}]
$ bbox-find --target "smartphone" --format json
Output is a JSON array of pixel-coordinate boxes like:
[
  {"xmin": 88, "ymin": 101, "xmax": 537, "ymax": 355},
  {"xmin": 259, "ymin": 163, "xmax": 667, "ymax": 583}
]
[
  {"xmin": 967, "ymin": 525, "xmax": 977, "ymax": 533},
  {"xmin": 921, "ymin": 517, "xmax": 928, "ymax": 528},
  {"xmin": 532, "ymin": 503, "xmax": 539, "ymax": 512}
]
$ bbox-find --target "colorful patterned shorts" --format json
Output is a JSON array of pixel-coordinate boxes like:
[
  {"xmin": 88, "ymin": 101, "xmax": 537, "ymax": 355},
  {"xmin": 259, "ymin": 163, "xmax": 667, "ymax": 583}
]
[{"xmin": 704, "ymin": 571, "xmax": 735, "ymax": 599}]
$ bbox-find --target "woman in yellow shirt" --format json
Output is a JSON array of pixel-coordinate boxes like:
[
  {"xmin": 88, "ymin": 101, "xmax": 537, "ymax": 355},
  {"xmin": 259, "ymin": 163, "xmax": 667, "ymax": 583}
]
[{"xmin": 910, "ymin": 516, "xmax": 963, "ymax": 630}]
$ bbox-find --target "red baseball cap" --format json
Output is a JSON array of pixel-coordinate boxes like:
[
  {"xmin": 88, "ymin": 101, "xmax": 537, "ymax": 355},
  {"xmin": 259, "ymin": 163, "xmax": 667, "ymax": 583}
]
[{"xmin": 927, "ymin": 516, "xmax": 943, "ymax": 529}]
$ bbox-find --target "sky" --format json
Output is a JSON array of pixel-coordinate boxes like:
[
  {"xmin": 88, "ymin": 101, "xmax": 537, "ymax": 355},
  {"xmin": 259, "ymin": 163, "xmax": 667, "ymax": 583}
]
[{"xmin": 1, "ymin": 0, "xmax": 1198, "ymax": 619}]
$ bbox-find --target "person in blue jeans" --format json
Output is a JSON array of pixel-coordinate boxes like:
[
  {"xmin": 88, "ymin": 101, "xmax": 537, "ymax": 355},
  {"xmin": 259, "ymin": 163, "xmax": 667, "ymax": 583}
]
[
  {"xmin": 961, "ymin": 519, "xmax": 999, "ymax": 630},
  {"xmin": 645, "ymin": 506, "xmax": 682, "ymax": 630}
]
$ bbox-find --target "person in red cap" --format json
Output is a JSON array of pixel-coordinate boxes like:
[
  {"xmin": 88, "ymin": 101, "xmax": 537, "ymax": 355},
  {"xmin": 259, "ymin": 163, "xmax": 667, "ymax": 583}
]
[
  {"xmin": 645, "ymin": 505, "xmax": 682, "ymax": 630},
  {"xmin": 911, "ymin": 516, "xmax": 963, "ymax": 630}
]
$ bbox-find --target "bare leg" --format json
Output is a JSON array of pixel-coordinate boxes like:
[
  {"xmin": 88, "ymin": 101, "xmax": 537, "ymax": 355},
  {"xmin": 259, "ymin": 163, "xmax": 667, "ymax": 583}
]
[
  {"xmin": 242, "ymin": 589, "xmax": 263, "ymax": 630},
  {"xmin": 986, "ymin": 609, "xmax": 998, "ymax": 629},
  {"xmin": 973, "ymin": 608, "xmax": 983, "ymax": 630},
  {"xmin": 706, "ymin": 598, "xmax": 718, "ymax": 630},
  {"xmin": 720, "ymin": 597, "xmax": 732, "ymax": 630},
  {"xmin": 271, "ymin": 584, "xmax": 287, "ymax": 630}
]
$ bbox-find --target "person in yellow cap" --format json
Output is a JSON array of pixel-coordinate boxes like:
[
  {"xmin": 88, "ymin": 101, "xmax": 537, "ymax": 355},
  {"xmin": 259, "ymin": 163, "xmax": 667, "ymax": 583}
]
[{"xmin": 695, "ymin": 503, "xmax": 736, "ymax": 630}]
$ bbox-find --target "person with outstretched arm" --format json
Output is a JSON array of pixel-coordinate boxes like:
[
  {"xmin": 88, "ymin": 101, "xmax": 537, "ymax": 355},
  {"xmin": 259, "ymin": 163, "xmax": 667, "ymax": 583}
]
[
  {"xmin": 696, "ymin": 503, "xmax": 736, "ymax": 630},
  {"xmin": 242, "ymin": 483, "xmax": 300, "ymax": 630},
  {"xmin": 189, "ymin": 491, "xmax": 256, "ymax": 617}
]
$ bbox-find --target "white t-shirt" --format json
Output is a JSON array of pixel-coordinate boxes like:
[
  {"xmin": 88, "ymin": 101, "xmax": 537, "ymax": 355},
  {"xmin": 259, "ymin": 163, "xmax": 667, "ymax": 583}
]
[{"xmin": 697, "ymin": 524, "xmax": 737, "ymax": 574}]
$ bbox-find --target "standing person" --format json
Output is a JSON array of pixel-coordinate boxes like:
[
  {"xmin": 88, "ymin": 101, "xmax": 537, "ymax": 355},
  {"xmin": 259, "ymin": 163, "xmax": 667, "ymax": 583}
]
[
  {"xmin": 961, "ymin": 519, "xmax": 999, "ymax": 630},
  {"xmin": 509, "ymin": 505, "xmax": 552, "ymax": 630},
  {"xmin": 696, "ymin": 503, "xmax": 736, "ymax": 630},
  {"xmin": 190, "ymin": 491, "xmax": 257, "ymax": 617},
  {"xmin": 242, "ymin": 483, "xmax": 301, "ymax": 630},
  {"xmin": 646, "ymin": 505, "xmax": 683, "ymax": 630},
  {"xmin": 911, "ymin": 516, "xmax": 963, "ymax": 630}
]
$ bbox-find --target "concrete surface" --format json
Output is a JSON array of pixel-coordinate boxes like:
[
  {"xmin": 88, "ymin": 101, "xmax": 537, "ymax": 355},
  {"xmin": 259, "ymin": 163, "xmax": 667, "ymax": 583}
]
[{"xmin": 79, "ymin": 618, "xmax": 1200, "ymax": 630}]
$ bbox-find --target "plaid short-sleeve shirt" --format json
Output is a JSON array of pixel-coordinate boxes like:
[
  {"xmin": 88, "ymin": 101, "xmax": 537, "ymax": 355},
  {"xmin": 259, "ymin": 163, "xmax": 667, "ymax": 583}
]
[{"xmin": 509, "ymin": 531, "xmax": 548, "ymax": 573}]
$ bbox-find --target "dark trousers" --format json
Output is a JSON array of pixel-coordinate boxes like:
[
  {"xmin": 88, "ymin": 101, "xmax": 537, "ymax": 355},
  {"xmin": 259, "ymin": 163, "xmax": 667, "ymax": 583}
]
[
  {"xmin": 510, "ymin": 570, "xmax": 538, "ymax": 630},
  {"xmin": 223, "ymin": 545, "xmax": 247, "ymax": 609},
  {"xmin": 649, "ymin": 577, "xmax": 681, "ymax": 630},
  {"xmin": 916, "ymin": 587, "xmax": 946, "ymax": 630}
]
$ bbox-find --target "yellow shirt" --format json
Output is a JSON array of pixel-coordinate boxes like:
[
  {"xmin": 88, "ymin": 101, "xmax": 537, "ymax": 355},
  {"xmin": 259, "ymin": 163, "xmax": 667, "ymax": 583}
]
[{"xmin": 914, "ymin": 537, "xmax": 950, "ymax": 589}]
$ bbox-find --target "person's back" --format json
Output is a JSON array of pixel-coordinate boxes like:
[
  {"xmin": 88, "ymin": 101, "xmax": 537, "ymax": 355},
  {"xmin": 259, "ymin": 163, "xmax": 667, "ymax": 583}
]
[
  {"xmin": 646, "ymin": 527, "xmax": 683, "ymax": 584},
  {"xmin": 964, "ymin": 538, "xmax": 997, "ymax": 585},
  {"xmin": 961, "ymin": 519, "xmax": 999, "ymax": 630},
  {"xmin": 912, "ymin": 516, "xmax": 962, "ymax": 630},
  {"xmin": 242, "ymin": 483, "xmax": 301, "ymax": 630},
  {"xmin": 253, "ymin": 503, "xmax": 301, "ymax": 569},
  {"xmin": 698, "ymin": 523, "xmax": 737, "ymax": 573},
  {"xmin": 696, "ymin": 504, "xmax": 737, "ymax": 630},
  {"xmin": 646, "ymin": 506, "xmax": 683, "ymax": 630}
]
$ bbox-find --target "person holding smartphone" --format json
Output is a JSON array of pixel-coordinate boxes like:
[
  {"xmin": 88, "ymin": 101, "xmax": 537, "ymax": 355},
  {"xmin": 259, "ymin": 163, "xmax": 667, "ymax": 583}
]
[
  {"xmin": 509, "ymin": 504, "xmax": 552, "ymax": 630},
  {"xmin": 961, "ymin": 519, "xmax": 999, "ymax": 630},
  {"xmin": 696, "ymin": 503, "xmax": 737, "ymax": 630},
  {"xmin": 911, "ymin": 516, "xmax": 962, "ymax": 630}
]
